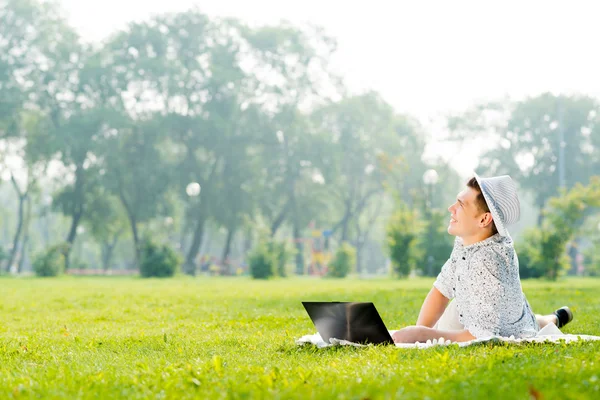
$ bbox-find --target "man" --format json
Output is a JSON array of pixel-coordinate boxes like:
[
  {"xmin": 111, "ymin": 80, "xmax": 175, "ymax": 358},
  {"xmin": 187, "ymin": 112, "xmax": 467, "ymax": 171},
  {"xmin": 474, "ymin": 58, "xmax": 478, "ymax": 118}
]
[{"xmin": 392, "ymin": 174, "xmax": 573, "ymax": 343}]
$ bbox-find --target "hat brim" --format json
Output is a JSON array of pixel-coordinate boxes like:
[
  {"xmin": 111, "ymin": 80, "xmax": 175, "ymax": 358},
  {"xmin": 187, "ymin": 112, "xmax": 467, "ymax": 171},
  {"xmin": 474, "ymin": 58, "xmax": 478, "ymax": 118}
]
[{"xmin": 473, "ymin": 173, "xmax": 509, "ymax": 238}]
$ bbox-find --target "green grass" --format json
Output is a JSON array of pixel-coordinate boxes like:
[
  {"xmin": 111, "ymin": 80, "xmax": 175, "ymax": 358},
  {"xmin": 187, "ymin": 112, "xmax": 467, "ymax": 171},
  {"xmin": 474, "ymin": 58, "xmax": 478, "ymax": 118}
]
[{"xmin": 1, "ymin": 276, "xmax": 600, "ymax": 399}]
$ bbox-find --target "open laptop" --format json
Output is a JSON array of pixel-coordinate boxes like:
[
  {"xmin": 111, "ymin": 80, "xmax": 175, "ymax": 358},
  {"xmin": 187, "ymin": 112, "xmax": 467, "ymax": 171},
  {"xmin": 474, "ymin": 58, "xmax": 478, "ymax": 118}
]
[{"xmin": 302, "ymin": 302, "xmax": 394, "ymax": 345}]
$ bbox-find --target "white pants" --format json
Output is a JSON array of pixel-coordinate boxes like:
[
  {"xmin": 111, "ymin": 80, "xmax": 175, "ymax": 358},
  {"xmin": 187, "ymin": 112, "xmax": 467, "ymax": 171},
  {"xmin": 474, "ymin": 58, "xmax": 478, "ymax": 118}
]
[{"xmin": 433, "ymin": 300, "xmax": 464, "ymax": 331}]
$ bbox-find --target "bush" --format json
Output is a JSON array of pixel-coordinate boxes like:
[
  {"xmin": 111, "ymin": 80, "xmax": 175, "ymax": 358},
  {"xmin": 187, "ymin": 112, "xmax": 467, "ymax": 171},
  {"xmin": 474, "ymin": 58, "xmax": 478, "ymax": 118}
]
[
  {"xmin": 267, "ymin": 239, "xmax": 293, "ymax": 277},
  {"xmin": 416, "ymin": 209, "xmax": 454, "ymax": 277},
  {"xmin": 516, "ymin": 227, "xmax": 570, "ymax": 279},
  {"xmin": 33, "ymin": 243, "xmax": 69, "ymax": 277},
  {"xmin": 139, "ymin": 239, "xmax": 180, "ymax": 278},
  {"xmin": 248, "ymin": 236, "xmax": 292, "ymax": 279},
  {"xmin": 327, "ymin": 243, "xmax": 356, "ymax": 278},
  {"xmin": 584, "ymin": 244, "xmax": 600, "ymax": 276},
  {"xmin": 249, "ymin": 241, "xmax": 276, "ymax": 279},
  {"xmin": 386, "ymin": 205, "xmax": 424, "ymax": 278}
]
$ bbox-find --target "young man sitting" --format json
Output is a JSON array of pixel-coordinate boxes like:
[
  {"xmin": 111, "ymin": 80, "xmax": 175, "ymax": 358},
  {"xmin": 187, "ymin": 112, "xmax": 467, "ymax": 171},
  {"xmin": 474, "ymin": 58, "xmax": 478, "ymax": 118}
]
[{"xmin": 392, "ymin": 174, "xmax": 573, "ymax": 344}]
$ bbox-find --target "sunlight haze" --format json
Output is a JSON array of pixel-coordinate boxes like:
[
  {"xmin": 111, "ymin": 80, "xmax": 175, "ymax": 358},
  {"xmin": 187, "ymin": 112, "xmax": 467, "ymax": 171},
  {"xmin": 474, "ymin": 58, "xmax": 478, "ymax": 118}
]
[{"xmin": 60, "ymin": 0, "xmax": 600, "ymax": 176}]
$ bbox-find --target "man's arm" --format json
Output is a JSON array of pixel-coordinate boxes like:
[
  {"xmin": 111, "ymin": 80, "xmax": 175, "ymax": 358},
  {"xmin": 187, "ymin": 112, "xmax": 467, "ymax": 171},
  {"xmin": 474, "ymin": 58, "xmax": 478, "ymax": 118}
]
[
  {"xmin": 416, "ymin": 286, "xmax": 450, "ymax": 328},
  {"xmin": 392, "ymin": 326, "xmax": 475, "ymax": 343}
]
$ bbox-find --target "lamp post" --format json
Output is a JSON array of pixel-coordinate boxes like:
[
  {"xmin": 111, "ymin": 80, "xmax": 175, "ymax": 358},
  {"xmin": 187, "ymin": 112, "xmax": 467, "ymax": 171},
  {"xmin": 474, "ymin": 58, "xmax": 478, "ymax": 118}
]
[
  {"xmin": 184, "ymin": 182, "xmax": 201, "ymax": 275},
  {"xmin": 423, "ymin": 169, "xmax": 439, "ymax": 276}
]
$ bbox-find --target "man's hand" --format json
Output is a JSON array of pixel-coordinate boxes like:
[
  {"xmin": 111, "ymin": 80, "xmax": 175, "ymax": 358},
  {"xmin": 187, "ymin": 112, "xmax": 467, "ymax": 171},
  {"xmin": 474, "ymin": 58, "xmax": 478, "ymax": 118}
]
[{"xmin": 392, "ymin": 326, "xmax": 475, "ymax": 343}]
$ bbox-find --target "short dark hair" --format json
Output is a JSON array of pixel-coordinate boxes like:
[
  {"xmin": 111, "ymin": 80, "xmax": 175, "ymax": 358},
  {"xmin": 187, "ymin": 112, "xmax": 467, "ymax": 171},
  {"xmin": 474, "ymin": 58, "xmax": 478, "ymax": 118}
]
[{"xmin": 467, "ymin": 177, "xmax": 498, "ymax": 235}]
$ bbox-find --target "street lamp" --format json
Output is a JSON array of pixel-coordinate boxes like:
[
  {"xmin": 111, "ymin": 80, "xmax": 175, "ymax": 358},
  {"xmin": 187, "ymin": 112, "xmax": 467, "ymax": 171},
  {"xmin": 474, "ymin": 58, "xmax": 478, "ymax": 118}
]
[
  {"xmin": 186, "ymin": 182, "xmax": 201, "ymax": 197},
  {"xmin": 422, "ymin": 169, "xmax": 439, "ymax": 277},
  {"xmin": 422, "ymin": 169, "xmax": 439, "ymax": 207},
  {"xmin": 184, "ymin": 182, "xmax": 201, "ymax": 275}
]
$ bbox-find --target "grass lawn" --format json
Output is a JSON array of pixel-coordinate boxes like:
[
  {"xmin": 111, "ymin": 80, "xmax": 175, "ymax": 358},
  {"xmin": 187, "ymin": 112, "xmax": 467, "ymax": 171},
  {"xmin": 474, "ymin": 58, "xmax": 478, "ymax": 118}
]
[{"xmin": 1, "ymin": 276, "xmax": 600, "ymax": 399}]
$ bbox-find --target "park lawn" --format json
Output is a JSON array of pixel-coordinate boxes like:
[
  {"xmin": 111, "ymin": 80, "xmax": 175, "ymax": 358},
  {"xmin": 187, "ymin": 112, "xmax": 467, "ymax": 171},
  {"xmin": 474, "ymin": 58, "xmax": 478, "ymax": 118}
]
[{"xmin": 1, "ymin": 276, "xmax": 599, "ymax": 399}]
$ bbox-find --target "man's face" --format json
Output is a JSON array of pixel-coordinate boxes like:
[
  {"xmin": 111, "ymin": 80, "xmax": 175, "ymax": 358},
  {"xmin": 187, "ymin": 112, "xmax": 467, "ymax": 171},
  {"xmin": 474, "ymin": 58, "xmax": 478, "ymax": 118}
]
[{"xmin": 447, "ymin": 187, "xmax": 489, "ymax": 238}]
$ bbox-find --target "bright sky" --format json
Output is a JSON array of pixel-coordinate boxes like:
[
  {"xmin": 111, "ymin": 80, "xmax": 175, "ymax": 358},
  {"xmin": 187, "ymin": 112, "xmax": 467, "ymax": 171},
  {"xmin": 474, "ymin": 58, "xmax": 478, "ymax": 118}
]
[{"xmin": 59, "ymin": 0, "xmax": 600, "ymax": 176}]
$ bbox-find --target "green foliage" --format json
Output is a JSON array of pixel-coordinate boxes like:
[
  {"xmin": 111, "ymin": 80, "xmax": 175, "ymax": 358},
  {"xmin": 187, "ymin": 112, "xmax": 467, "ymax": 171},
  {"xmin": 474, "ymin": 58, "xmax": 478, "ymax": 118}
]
[
  {"xmin": 516, "ymin": 228, "xmax": 570, "ymax": 279},
  {"xmin": 267, "ymin": 239, "xmax": 293, "ymax": 278},
  {"xmin": 247, "ymin": 234, "xmax": 293, "ymax": 279},
  {"xmin": 582, "ymin": 217, "xmax": 600, "ymax": 277},
  {"xmin": 516, "ymin": 178, "xmax": 600, "ymax": 280},
  {"xmin": 32, "ymin": 243, "xmax": 69, "ymax": 277},
  {"xmin": 416, "ymin": 209, "xmax": 455, "ymax": 277},
  {"xmin": 248, "ymin": 241, "xmax": 276, "ymax": 280},
  {"xmin": 386, "ymin": 205, "xmax": 424, "ymax": 278},
  {"xmin": 457, "ymin": 94, "xmax": 600, "ymax": 212},
  {"xmin": 139, "ymin": 239, "xmax": 181, "ymax": 278},
  {"xmin": 583, "ymin": 245, "xmax": 600, "ymax": 277},
  {"xmin": 327, "ymin": 242, "xmax": 356, "ymax": 278}
]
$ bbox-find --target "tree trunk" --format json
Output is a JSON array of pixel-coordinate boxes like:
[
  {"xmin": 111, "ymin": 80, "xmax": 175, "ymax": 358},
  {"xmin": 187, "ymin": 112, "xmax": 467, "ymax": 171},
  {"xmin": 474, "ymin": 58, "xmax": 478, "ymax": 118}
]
[
  {"xmin": 340, "ymin": 212, "xmax": 351, "ymax": 243},
  {"xmin": 17, "ymin": 196, "xmax": 32, "ymax": 274},
  {"xmin": 128, "ymin": 215, "xmax": 140, "ymax": 268},
  {"xmin": 243, "ymin": 226, "xmax": 253, "ymax": 255},
  {"xmin": 101, "ymin": 232, "xmax": 121, "ymax": 272},
  {"xmin": 184, "ymin": 157, "xmax": 219, "ymax": 275},
  {"xmin": 199, "ymin": 223, "xmax": 212, "ymax": 260},
  {"xmin": 5, "ymin": 176, "xmax": 26, "ymax": 273},
  {"xmin": 354, "ymin": 225, "xmax": 363, "ymax": 276},
  {"xmin": 65, "ymin": 165, "xmax": 85, "ymax": 269},
  {"xmin": 101, "ymin": 243, "xmax": 111, "ymax": 272},
  {"xmin": 354, "ymin": 196, "xmax": 383, "ymax": 276},
  {"xmin": 184, "ymin": 202, "xmax": 207, "ymax": 276},
  {"xmin": 288, "ymin": 190, "xmax": 304, "ymax": 275},
  {"xmin": 118, "ymin": 187, "xmax": 140, "ymax": 268},
  {"xmin": 221, "ymin": 225, "xmax": 236, "ymax": 275},
  {"xmin": 293, "ymin": 222, "xmax": 304, "ymax": 275},
  {"xmin": 270, "ymin": 200, "xmax": 290, "ymax": 236}
]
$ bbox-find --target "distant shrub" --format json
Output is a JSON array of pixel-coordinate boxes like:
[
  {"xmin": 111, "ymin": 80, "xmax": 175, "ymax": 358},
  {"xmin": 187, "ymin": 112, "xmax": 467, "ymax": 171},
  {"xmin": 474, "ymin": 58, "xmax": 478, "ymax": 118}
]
[
  {"xmin": 139, "ymin": 239, "xmax": 180, "ymax": 278},
  {"xmin": 33, "ymin": 243, "xmax": 69, "ymax": 277},
  {"xmin": 268, "ymin": 239, "xmax": 293, "ymax": 277},
  {"xmin": 327, "ymin": 243, "xmax": 356, "ymax": 278},
  {"xmin": 386, "ymin": 206, "xmax": 423, "ymax": 278},
  {"xmin": 516, "ymin": 227, "xmax": 569, "ymax": 279},
  {"xmin": 248, "ymin": 235, "xmax": 293, "ymax": 279},
  {"xmin": 249, "ymin": 241, "xmax": 275, "ymax": 280}
]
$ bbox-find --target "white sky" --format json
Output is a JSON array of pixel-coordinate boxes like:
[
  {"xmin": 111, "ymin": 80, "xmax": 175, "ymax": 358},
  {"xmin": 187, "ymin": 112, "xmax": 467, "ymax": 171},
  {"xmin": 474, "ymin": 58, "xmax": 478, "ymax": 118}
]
[{"xmin": 59, "ymin": 0, "xmax": 600, "ymax": 177}]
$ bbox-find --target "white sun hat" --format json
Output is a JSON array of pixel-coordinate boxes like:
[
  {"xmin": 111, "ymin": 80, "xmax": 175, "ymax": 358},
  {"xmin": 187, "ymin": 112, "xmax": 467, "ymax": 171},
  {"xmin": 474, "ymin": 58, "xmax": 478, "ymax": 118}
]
[{"xmin": 473, "ymin": 173, "xmax": 521, "ymax": 237}]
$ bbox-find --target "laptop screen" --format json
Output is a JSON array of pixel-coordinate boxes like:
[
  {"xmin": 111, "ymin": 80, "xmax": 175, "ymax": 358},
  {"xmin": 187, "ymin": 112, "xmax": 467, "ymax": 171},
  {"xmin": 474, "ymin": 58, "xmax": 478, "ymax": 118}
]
[{"xmin": 302, "ymin": 302, "xmax": 394, "ymax": 345}]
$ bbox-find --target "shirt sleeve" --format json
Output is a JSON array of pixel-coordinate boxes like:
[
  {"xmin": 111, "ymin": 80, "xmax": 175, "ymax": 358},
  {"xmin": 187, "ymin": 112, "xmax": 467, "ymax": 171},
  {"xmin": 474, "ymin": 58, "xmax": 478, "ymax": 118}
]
[
  {"xmin": 433, "ymin": 257, "xmax": 457, "ymax": 300},
  {"xmin": 462, "ymin": 248, "xmax": 506, "ymax": 338},
  {"xmin": 433, "ymin": 238, "xmax": 461, "ymax": 299}
]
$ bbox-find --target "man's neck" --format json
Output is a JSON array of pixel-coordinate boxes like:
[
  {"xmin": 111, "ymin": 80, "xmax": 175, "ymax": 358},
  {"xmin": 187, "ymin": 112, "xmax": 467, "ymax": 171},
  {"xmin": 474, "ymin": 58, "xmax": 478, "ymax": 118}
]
[{"xmin": 461, "ymin": 231, "xmax": 495, "ymax": 246}]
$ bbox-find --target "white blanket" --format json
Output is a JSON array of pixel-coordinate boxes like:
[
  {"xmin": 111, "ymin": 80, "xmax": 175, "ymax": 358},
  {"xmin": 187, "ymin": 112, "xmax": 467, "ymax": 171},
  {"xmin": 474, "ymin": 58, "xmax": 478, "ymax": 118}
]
[{"xmin": 296, "ymin": 323, "xmax": 600, "ymax": 349}]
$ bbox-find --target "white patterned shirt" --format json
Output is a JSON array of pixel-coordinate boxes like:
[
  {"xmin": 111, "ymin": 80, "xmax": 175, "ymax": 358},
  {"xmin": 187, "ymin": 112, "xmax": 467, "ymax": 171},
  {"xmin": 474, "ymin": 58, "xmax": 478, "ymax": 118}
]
[{"xmin": 433, "ymin": 234, "xmax": 539, "ymax": 338}]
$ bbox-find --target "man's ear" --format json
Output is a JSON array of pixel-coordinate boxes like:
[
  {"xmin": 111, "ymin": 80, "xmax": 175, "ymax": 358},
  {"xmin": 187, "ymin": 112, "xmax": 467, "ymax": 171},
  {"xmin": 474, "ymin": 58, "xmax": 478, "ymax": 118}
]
[{"xmin": 479, "ymin": 212, "xmax": 494, "ymax": 228}]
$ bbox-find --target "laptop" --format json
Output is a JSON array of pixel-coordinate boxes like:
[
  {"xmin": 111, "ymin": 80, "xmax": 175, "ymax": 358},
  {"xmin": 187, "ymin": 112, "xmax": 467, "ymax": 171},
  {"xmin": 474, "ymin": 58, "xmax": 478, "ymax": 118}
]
[{"xmin": 302, "ymin": 302, "xmax": 394, "ymax": 345}]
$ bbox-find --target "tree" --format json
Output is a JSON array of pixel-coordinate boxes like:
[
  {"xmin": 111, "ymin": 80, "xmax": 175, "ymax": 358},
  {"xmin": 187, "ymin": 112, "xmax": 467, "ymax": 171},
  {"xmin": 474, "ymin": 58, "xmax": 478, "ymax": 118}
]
[
  {"xmin": 82, "ymin": 188, "xmax": 128, "ymax": 272},
  {"xmin": 451, "ymin": 94, "xmax": 600, "ymax": 224},
  {"xmin": 386, "ymin": 204, "xmax": 424, "ymax": 278},
  {"xmin": 0, "ymin": 111, "xmax": 49, "ymax": 273},
  {"xmin": 518, "ymin": 177, "xmax": 600, "ymax": 280},
  {"xmin": 416, "ymin": 209, "xmax": 454, "ymax": 277},
  {"xmin": 102, "ymin": 118, "xmax": 173, "ymax": 268},
  {"xmin": 245, "ymin": 23, "xmax": 339, "ymax": 275},
  {"xmin": 5, "ymin": 0, "xmax": 118, "ymax": 267}
]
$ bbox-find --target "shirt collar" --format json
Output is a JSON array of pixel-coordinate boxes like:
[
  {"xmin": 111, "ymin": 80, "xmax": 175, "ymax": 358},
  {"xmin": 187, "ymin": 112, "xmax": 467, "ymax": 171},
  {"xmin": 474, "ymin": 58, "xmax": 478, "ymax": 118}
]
[{"xmin": 456, "ymin": 233, "xmax": 508, "ymax": 252}]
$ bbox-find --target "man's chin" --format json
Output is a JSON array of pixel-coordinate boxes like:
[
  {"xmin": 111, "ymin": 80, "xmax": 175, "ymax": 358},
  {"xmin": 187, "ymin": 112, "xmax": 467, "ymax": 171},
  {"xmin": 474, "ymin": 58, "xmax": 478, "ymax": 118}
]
[{"xmin": 447, "ymin": 225, "xmax": 458, "ymax": 236}]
